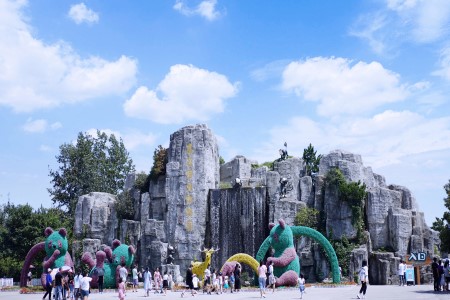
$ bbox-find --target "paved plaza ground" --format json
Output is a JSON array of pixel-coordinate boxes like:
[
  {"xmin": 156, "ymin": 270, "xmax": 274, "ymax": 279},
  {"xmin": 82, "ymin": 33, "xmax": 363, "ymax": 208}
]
[{"xmin": 0, "ymin": 284, "xmax": 449, "ymax": 300}]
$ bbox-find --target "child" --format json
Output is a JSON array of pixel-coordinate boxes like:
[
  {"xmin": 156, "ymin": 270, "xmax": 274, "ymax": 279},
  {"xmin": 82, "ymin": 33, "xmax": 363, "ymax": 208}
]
[
  {"xmin": 223, "ymin": 276, "xmax": 229, "ymax": 292},
  {"xmin": 192, "ymin": 274, "xmax": 199, "ymax": 293},
  {"xmin": 297, "ymin": 274, "xmax": 305, "ymax": 299},
  {"xmin": 118, "ymin": 277, "xmax": 125, "ymax": 300},
  {"xmin": 229, "ymin": 273, "xmax": 235, "ymax": 293},
  {"xmin": 218, "ymin": 272, "xmax": 223, "ymax": 294},
  {"xmin": 162, "ymin": 271, "xmax": 169, "ymax": 295}
]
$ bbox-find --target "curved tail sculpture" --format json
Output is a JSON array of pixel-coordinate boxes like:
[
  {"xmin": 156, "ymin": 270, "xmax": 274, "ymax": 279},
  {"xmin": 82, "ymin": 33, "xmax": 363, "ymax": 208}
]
[
  {"xmin": 255, "ymin": 220, "xmax": 340, "ymax": 286},
  {"xmin": 220, "ymin": 253, "xmax": 259, "ymax": 275}
]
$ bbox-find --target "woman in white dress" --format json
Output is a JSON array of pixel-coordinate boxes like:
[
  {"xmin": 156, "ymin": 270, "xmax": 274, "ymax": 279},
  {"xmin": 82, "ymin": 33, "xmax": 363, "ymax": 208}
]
[{"xmin": 143, "ymin": 267, "xmax": 152, "ymax": 297}]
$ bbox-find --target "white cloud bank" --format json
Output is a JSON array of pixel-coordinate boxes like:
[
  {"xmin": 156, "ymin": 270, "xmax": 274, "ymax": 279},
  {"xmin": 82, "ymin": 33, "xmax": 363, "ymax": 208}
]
[
  {"xmin": 124, "ymin": 64, "xmax": 238, "ymax": 124},
  {"xmin": 281, "ymin": 57, "xmax": 409, "ymax": 117},
  {"xmin": 0, "ymin": 0, "xmax": 137, "ymax": 113},
  {"xmin": 68, "ymin": 3, "xmax": 99, "ymax": 25},
  {"xmin": 173, "ymin": 0, "xmax": 220, "ymax": 21}
]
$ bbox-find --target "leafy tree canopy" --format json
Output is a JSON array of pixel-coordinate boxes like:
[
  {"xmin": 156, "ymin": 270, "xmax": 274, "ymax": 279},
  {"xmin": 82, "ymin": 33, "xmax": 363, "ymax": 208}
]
[
  {"xmin": 48, "ymin": 130, "xmax": 135, "ymax": 216},
  {"xmin": 302, "ymin": 143, "xmax": 322, "ymax": 176},
  {"xmin": 0, "ymin": 203, "xmax": 69, "ymax": 280},
  {"xmin": 432, "ymin": 179, "xmax": 450, "ymax": 252}
]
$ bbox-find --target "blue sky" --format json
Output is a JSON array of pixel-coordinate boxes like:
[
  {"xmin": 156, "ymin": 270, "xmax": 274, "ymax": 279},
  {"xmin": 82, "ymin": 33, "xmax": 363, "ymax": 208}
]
[{"xmin": 1, "ymin": 0, "xmax": 449, "ymax": 226}]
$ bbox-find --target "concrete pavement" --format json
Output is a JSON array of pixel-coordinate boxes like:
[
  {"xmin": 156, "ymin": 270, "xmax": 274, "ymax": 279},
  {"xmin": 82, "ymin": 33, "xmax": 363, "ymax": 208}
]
[{"xmin": 1, "ymin": 284, "xmax": 448, "ymax": 300}]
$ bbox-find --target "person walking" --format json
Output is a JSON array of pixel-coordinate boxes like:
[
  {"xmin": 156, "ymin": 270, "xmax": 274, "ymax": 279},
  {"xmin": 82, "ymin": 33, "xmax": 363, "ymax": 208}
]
[
  {"xmin": 118, "ymin": 277, "xmax": 126, "ymax": 300},
  {"xmin": 183, "ymin": 265, "xmax": 194, "ymax": 297},
  {"xmin": 357, "ymin": 260, "xmax": 368, "ymax": 299},
  {"xmin": 80, "ymin": 272, "xmax": 92, "ymax": 300},
  {"xmin": 204, "ymin": 265, "xmax": 211, "ymax": 294},
  {"xmin": 68, "ymin": 269, "xmax": 75, "ymax": 299},
  {"xmin": 432, "ymin": 257, "xmax": 439, "ymax": 291},
  {"xmin": 267, "ymin": 261, "xmax": 276, "ymax": 293},
  {"xmin": 143, "ymin": 267, "xmax": 152, "ymax": 297},
  {"xmin": 119, "ymin": 262, "xmax": 128, "ymax": 294},
  {"xmin": 438, "ymin": 259, "xmax": 445, "ymax": 291},
  {"xmin": 154, "ymin": 267, "xmax": 162, "ymax": 293},
  {"xmin": 192, "ymin": 274, "xmax": 200, "ymax": 293},
  {"xmin": 162, "ymin": 271, "xmax": 169, "ymax": 295},
  {"xmin": 97, "ymin": 265, "xmax": 105, "ymax": 294},
  {"xmin": 73, "ymin": 269, "xmax": 83, "ymax": 300},
  {"xmin": 233, "ymin": 264, "xmax": 241, "ymax": 292},
  {"xmin": 229, "ymin": 272, "xmax": 235, "ymax": 293},
  {"xmin": 444, "ymin": 260, "xmax": 450, "ymax": 291},
  {"xmin": 42, "ymin": 268, "xmax": 53, "ymax": 300},
  {"xmin": 258, "ymin": 261, "xmax": 267, "ymax": 298},
  {"xmin": 54, "ymin": 268, "xmax": 63, "ymax": 300},
  {"xmin": 132, "ymin": 264, "xmax": 139, "ymax": 292},
  {"xmin": 398, "ymin": 260, "xmax": 405, "ymax": 286},
  {"xmin": 297, "ymin": 274, "xmax": 305, "ymax": 299}
]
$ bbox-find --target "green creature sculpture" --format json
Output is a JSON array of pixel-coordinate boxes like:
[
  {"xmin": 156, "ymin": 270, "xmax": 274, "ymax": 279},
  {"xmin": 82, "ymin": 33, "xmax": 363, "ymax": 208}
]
[
  {"xmin": 82, "ymin": 239, "xmax": 135, "ymax": 288},
  {"xmin": 20, "ymin": 227, "xmax": 73, "ymax": 287},
  {"xmin": 256, "ymin": 219, "xmax": 340, "ymax": 286}
]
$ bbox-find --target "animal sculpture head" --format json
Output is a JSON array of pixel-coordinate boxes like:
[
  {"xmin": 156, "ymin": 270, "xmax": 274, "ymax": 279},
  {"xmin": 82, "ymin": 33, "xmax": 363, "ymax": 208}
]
[
  {"xmin": 202, "ymin": 247, "xmax": 219, "ymax": 261},
  {"xmin": 268, "ymin": 219, "xmax": 294, "ymax": 253},
  {"xmin": 43, "ymin": 227, "xmax": 69, "ymax": 269},
  {"xmin": 44, "ymin": 227, "xmax": 68, "ymax": 258},
  {"xmin": 111, "ymin": 239, "xmax": 135, "ymax": 267}
]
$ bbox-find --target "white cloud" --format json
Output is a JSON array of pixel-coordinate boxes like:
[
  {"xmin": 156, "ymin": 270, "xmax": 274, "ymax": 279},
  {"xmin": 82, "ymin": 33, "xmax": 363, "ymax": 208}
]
[
  {"xmin": 388, "ymin": 0, "xmax": 450, "ymax": 43},
  {"xmin": 68, "ymin": 3, "xmax": 99, "ymax": 25},
  {"xmin": 22, "ymin": 118, "xmax": 61, "ymax": 133},
  {"xmin": 433, "ymin": 46, "xmax": 450, "ymax": 81},
  {"xmin": 0, "ymin": 0, "xmax": 137, "ymax": 113},
  {"xmin": 349, "ymin": 13, "xmax": 389, "ymax": 55},
  {"xmin": 23, "ymin": 118, "xmax": 47, "ymax": 133},
  {"xmin": 252, "ymin": 110, "xmax": 450, "ymax": 170},
  {"xmin": 124, "ymin": 64, "xmax": 238, "ymax": 124},
  {"xmin": 250, "ymin": 60, "xmax": 291, "ymax": 82},
  {"xmin": 281, "ymin": 57, "xmax": 409, "ymax": 117},
  {"xmin": 85, "ymin": 128, "xmax": 157, "ymax": 151},
  {"xmin": 351, "ymin": 0, "xmax": 450, "ymax": 54},
  {"xmin": 173, "ymin": 0, "xmax": 220, "ymax": 21}
]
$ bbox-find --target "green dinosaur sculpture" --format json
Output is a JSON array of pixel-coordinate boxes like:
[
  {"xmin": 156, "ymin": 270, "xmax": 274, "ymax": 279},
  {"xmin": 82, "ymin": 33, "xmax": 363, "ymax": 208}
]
[{"xmin": 256, "ymin": 219, "xmax": 340, "ymax": 286}]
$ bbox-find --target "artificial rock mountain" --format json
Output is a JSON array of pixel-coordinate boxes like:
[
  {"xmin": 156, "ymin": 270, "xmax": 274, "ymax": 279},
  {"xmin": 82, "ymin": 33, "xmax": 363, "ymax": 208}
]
[{"xmin": 73, "ymin": 124, "xmax": 440, "ymax": 284}]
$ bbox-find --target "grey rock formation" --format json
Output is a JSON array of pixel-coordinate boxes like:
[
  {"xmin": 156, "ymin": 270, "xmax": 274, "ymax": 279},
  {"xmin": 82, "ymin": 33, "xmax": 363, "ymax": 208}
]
[
  {"xmin": 165, "ymin": 124, "xmax": 220, "ymax": 272},
  {"xmin": 74, "ymin": 192, "xmax": 118, "ymax": 245},
  {"xmin": 366, "ymin": 187, "xmax": 402, "ymax": 249},
  {"xmin": 220, "ymin": 156, "xmax": 257, "ymax": 187}
]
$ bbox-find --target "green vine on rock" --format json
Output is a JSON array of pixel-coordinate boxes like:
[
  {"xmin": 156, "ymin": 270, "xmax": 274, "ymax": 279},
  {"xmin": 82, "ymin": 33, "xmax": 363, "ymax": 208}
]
[{"xmin": 325, "ymin": 168, "xmax": 367, "ymax": 243}]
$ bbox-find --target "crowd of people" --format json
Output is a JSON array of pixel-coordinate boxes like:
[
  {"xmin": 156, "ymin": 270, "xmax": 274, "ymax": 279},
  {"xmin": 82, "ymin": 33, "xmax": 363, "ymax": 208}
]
[
  {"xmin": 38, "ymin": 259, "xmax": 316, "ymax": 299},
  {"xmin": 432, "ymin": 257, "xmax": 450, "ymax": 292},
  {"xmin": 42, "ymin": 267, "xmax": 91, "ymax": 300}
]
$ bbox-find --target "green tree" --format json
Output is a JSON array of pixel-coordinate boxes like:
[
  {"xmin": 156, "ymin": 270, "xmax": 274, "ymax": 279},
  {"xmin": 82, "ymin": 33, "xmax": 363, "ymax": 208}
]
[
  {"xmin": 48, "ymin": 130, "xmax": 135, "ymax": 215},
  {"xmin": 0, "ymin": 203, "xmax": 69, "ymax": 280},
  {"xmin": 134, "ymin": 171, "xmax": 151, "ymax": 194},
  {"xmin": 302, "ymin": 143, "xmax": 322, "ymax": 176},
  {"xmin": 150, "ymin": 145, "xmax": 168, "ymax": 180},
  {"xmin": 115, "ymin": 191, "xmax": 135, "ymax": 221},
  {"xmin": 432, "ymin": 180, "xmax": 450, "ymax": 252}
]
